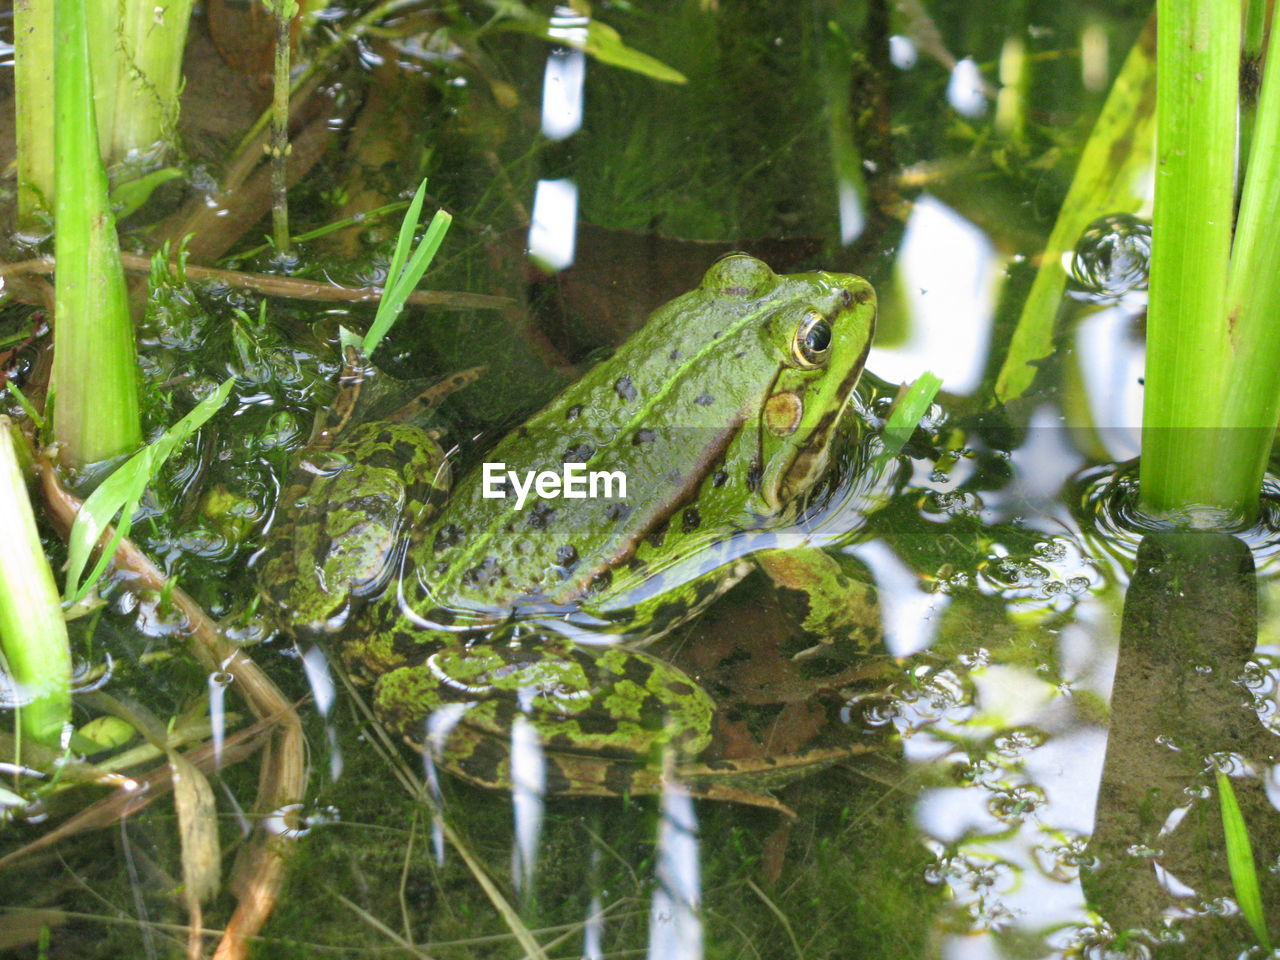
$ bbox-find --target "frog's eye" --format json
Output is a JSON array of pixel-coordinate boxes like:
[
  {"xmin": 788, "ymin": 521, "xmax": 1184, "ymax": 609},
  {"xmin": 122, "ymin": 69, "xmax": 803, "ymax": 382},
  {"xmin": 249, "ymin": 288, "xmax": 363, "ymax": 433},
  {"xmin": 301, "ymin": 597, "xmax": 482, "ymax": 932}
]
[{"xmin": 792, "ymin": 311, "xmax": 832, "ymax": 368}]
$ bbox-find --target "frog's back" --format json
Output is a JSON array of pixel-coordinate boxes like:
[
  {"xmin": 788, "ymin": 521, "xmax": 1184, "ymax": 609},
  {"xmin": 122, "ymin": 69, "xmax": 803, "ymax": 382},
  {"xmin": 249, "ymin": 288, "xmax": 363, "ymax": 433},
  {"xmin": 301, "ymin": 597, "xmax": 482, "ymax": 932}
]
[{"xmin": 408, "ymin": 256, "xmax": 874, "ymax": 622}]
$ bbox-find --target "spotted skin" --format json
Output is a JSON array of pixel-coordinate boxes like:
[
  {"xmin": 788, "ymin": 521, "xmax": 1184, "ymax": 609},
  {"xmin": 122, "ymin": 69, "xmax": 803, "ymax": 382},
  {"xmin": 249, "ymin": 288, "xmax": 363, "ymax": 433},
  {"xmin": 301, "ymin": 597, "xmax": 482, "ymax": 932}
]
[{"xmin": 260, "ymin": 255, "xmax": 881, "ymax": 806}]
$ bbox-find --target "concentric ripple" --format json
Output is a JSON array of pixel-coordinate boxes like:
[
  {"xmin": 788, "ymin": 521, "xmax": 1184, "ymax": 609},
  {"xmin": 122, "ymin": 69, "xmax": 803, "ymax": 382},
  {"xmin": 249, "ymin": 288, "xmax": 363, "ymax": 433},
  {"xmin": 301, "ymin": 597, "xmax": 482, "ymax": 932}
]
[{"xmin": 1068, "ymin": 459, "xmax": 1280, "ymax": 570}]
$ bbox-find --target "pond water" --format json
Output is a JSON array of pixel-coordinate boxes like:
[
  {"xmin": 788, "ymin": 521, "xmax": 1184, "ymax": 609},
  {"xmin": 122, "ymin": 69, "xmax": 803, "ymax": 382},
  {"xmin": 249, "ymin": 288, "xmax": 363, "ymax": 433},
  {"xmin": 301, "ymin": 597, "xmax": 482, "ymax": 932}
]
[{"xmin": 3, "ymin": 2, "xmax": 1278, "ymax": 959}]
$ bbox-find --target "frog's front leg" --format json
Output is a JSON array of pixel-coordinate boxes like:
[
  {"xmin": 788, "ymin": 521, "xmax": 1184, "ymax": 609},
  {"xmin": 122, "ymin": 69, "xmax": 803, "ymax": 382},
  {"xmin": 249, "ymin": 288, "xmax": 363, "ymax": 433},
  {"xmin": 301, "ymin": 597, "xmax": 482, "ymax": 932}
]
[
  {"xmin": 754, "ymin": 547, "xmax": 882, "ymax": 660},
  {"xmin": 258, "ymin": 421, "xmax": 448, "ymax": 635}
]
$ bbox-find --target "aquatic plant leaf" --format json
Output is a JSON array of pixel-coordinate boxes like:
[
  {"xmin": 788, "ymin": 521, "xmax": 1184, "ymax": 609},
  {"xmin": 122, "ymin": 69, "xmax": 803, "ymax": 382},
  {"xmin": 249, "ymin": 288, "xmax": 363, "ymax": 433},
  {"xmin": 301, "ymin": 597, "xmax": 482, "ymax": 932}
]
[
  {"xmin": 0, "ymin": 419, "xmax": 72, "ymax": 746},
  {"xmin": 109, "ymin": 167, "xmax": 183, "ymax": 220},
  {"xmin": 363, "ymin": 178, "xmax": 452, "ymax": 357},
  {"xmin": 498, "ymin": 18, "xmax": 687, "ymax": 84},
  {"xmin": 169, "ymin": 747, "xmax": 221, "ymax": 906},
  {"xmin": 1216, "ymin": 770, "xmax": 1273, "ymax": 950},
  {"xmin": 994, "ymin": 18, "xmax": 1155, "ymax": 403},
  {"xmin": 882, "ymin": 372, "xmax": 942, "ymax": 460},
  {"xmin": 65, "ymin": 378, "xmax": 236, "ymax": 604}
]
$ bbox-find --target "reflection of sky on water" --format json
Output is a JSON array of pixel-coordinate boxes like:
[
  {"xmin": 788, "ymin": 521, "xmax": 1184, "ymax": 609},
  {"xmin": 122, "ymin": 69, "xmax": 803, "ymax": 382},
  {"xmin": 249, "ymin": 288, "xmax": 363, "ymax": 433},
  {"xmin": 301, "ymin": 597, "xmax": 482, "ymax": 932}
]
[
  {"xmin": 872, "ymin": 195, "xmax": 996, "ymax": 396},
  {"xmin": 541, "ymin": 47, "xmax": 586, "ymax": 141},
  {"xmin": 853, "ymin": 540, "xmax": 943, "ymax": 657},
  {"xmin": 648, "ymin": 785, "xmax": 703, "ymax": 960},
  {"xmin": 947, "ymin": 58, "xmax": 988, "ymax": 117},
  {"xmin": 529, "ymin": 178, "xmax": 579, "ymax": 271},
  {"xmin": 1073, "ymin": 303, "xmax": 1145, "ymax": 460},
  {"xmin": 911, "ymin": 646, "xmax": 1111, "ymax": 959},
  {"xmin": 542, "ymin": 7, "xmax": 588, "ymax": 140},
  {"xmin": 509, "ymin": 714, "xmax": 545, "ymax": 893}
]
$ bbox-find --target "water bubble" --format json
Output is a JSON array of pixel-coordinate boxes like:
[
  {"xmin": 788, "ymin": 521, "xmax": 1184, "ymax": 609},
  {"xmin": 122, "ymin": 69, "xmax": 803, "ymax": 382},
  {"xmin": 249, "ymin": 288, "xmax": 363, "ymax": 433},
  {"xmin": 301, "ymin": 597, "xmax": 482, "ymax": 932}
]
[
  {"xmin": 987, "ymin": 783, "xmax": 1046, "ymax": 824},
  {"xmin": 1125, "ymin": 843, "xmax": 1162, "ymax": 859},
  {"xmin": 262, "ymin": 802, "xmax": 340, "ymax": 838},
  {"xmin": 1068, "ymin": 213, "xmax": 1152, "ymax": 302},
  {"xmin": 992, "ymin": 729, "xmax": 1045, "ymax": 757},
  {"xmin": 1206, "ymin": 751, "xmax": 1253, "ymax": 777},
  {"xmin": 1033, "ymin": 539, "xmax": 1068, "ymax": 560}
]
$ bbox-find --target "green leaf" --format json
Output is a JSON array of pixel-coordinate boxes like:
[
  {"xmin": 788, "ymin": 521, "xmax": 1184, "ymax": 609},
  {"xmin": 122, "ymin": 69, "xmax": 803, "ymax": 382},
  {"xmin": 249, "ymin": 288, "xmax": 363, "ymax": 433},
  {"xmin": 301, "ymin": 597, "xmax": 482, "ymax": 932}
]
[
  {"xmin": 109, "ymin": 167, "xmax": 184, "ymax": 220},
  {"xmin": 498, "ymin": 18, "xmax": 686, "ymax": 84},
  {"xmin": 362, "ymin": 178, "xmax": 453, "ymax": 357},
  {"xmin": 1216, "ymin": 770, "xmax": 1272, "ymax": 950},
  {"xmin": 0, "ymin": 418, "xmax": 72, "ymax": 746},
  {"xmin": 384, "ymin": 180, "xmax": 428, "ymax": 316},
  {"xmin": 6, "ymin": 382, "xmax": 45, "ymax": 431},
  {"xmin": 64, "ymin": 378, "xmax": 237, "ymax": 604},
  {"xmin": 882, "ymin": 372, "xmax": 942, "ymax": 459}
]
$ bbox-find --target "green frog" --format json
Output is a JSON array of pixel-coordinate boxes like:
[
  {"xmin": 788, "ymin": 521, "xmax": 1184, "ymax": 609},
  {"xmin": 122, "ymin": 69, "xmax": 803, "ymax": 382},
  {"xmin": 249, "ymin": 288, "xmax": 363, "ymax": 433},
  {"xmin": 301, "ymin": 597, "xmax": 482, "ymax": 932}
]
[{"xmin": 259, "ymin": 253, "xmax": 880, "ymax": 809}]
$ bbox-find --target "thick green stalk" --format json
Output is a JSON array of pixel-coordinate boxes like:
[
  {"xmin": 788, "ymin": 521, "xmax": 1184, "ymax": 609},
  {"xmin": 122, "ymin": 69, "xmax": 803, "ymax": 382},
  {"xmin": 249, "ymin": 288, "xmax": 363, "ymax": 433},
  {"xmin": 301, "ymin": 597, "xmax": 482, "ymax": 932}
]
[
  {"xmin": 1239, "ymin": 0, "xmax": 1267, "ymax": 172},
  {"xmin": 1138, "ymin": 0, "xmax": 1239, "ymax": 520},
  {"xmin": 1210, "ymin": 12, "xmax": 1280, "ymax": 520},
  {"xmin": 13, "ymin": 0, "xmax": 55, "ymax": 224},
  {"xmin": 53, "ymin": 0, "xmax": 142, "ymax": 467},
  {"xmin": 86, "ymin": 0, "xmax": 194, "ymax": 167},
  {"xmin": 0, "ymin": 420, "xmax": 72, "ymax": 747}
]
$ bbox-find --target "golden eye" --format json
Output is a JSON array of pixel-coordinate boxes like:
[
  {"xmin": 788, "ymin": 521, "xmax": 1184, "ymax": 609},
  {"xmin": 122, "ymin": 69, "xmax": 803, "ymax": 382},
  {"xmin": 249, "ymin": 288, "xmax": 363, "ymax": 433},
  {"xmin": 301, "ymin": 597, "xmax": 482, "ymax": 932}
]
[{"xmin": 792, "ymin": 311, "xmax": 832, "ymax": 368}]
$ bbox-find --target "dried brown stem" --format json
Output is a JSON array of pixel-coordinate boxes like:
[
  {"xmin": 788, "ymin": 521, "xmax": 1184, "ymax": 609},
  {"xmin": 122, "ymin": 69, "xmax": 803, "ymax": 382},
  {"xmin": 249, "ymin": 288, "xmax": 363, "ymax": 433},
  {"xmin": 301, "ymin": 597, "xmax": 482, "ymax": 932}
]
[{"xmin": 0, "ymin": 255, "xmax": 512, "ymax": 312}]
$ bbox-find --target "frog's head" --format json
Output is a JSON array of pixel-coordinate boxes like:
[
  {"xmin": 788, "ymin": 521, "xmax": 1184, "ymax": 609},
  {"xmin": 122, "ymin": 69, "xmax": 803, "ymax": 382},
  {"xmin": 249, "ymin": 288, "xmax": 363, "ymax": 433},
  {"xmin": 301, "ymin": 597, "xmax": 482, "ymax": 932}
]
[{"xmin": 705, "ymin": 255, "xmax": 876, "ymax": 515}]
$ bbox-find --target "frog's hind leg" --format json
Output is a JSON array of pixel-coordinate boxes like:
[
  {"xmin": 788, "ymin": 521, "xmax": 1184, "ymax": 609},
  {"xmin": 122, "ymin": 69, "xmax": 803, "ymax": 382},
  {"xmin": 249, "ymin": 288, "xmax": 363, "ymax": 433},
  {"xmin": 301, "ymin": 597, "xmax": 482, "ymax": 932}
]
[{"xmin": 369, "ymin": 632, "xmax": 717, "ymax": 796}]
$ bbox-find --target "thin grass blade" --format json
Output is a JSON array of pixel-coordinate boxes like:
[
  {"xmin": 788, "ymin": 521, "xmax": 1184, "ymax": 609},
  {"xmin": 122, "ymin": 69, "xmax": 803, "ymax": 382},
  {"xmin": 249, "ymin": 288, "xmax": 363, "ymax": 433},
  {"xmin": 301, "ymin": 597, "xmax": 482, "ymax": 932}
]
[
  {"xmin": 1216, "ymin": 770, "xmax": 1273, "ymax": 950},
  {"xmin": 363, "ymin": 204, "xmax": 453, "ymax": 356},
  {"xmin": 64, "ymin": 378, "xmax": 236, "ymax": 603}
]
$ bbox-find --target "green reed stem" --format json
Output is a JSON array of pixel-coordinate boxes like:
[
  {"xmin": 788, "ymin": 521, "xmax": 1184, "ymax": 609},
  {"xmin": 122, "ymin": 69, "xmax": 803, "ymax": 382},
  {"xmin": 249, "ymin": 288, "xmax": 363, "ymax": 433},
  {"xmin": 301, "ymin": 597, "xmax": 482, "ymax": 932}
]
[
  {"xmin": 270, "ymin": 0, "xmax": 298, "ymax": 254},
  {"xmin": 53, "ymin": 0, "xmax": 141, "ymax": 467},
  {"xmin": 85, "ymin": 0, "xmax": 194, "ymax": 168},
  {"xmin": 1138, "ymin": 0, "xmax": 1239, "ymax": 521},
  {"xmin": 13, "ymin": 0, "xmax": 55, "ymax": 225},
  {"xmin": 1206, "ymin": 12, "xmax": 1280, "ymax": 523},
  {"xmin": 0, "ymin": 419, "xmax": 72, "ymax": 748},
  {"xmin": 1239, "ymin": 0, "xmax": 1267, "ymax": 170}
]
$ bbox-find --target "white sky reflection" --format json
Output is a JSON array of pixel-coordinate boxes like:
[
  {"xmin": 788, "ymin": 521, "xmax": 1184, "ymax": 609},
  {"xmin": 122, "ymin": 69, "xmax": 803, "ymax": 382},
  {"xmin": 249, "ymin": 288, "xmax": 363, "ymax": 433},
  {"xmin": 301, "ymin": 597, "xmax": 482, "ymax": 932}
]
[
  {"xmin": 647, "ymin": 783, "xmax": 702, "ymax": 960},
  {"xmin": 871, "ymin": 195, "xmax": 996, "ymax": 395}
]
